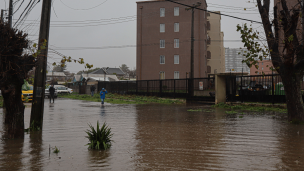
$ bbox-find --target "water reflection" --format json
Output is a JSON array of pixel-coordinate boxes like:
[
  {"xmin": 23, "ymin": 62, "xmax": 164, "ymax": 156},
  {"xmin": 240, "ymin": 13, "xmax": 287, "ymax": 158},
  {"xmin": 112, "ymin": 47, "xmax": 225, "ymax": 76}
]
[
  {"xmin": 29, "ymin": 132, "xmax": 43, "ymax": 171},
  {"xmin": 0, "ymin": 138, "xmax": 24, "ymax": 171},
  {"xmin": 133, "ymin": 105, "xmax": 225, "ymax": 170},
  {"xmin": 87, "ymin": 150, "xmax": 110, "ymax": 170},
  {"xmin": 277, "ymin": 122, "xmax": 304, "ymax": 170}
]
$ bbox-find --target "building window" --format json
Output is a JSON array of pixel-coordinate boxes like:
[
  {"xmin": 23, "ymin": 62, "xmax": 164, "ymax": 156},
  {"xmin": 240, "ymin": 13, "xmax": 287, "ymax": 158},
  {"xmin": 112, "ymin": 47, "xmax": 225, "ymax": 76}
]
[
  {"xmin": 160, "ymin": 8, "xmax": 165, "ymax": 17},
  {"xmin": 174, "ymin": 7, "xmax": 179, "ymax": 16},
  {"xmin": 160, "ymin": 24, "xmax": 165, "ymax": 33},
  {"xmin": 262, "ymin": 62, "xmax": 263, "ymax": 65},
  {"xmin": 207, "ymin": 51, "xmax": 211, "ymax": 59},
  {"xmin": 174, "ymin": 23, "xmax": 179, "ymax": 32},
  {"xmin": 160, "ymin": 40, "xmax": 165, "ymax": 48},
  {"xmin": 174, "ymin": 55, "xmax": 179, "ymax": 64},
  {"xmin": 262, "ymin": 67, "xmax": 264, "ymax": 70},
  {"xmin": 207, "ymin": 66, "xmax": 211, "ymax": 73},
  {"xmin": 160, "ymin": 71, "xmax": 165, "ymax": 79},
  {"xmin": 174, "ymin": 39, "xmax": 179, "ymax": 48},
  {"xmin": 160, "ymin": 55, "xmax": 165, "ymax": 64},
  {"xmin": 174, "ymin": 71, "xmax": 179, "ymax": 79}
]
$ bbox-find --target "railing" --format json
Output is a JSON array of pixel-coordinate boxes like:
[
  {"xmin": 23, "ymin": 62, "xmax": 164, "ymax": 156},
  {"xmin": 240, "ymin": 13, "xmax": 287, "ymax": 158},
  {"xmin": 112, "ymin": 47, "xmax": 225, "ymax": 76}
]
[
  {"xmin": 97, "ymin": 77, "xmax": 215, "ymax": 99},
  {"xmin": 229, "ymin": 74, "xmax": 304, "ymax": 103}
]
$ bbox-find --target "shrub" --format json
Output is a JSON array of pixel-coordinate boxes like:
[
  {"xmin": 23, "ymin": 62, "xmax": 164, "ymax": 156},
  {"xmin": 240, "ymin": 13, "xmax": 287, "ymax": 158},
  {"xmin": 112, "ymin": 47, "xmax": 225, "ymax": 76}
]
[{"xmin": 85, "ymin": 121, "xmax": 113, "ymax": 150}]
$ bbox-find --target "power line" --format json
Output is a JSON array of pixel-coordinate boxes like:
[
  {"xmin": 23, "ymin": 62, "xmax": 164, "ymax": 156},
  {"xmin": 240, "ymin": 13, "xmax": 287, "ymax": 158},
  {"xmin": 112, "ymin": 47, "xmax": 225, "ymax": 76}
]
[
  {"xmin": 165, "ymin": 0, "xmax": 263, "ymax": 24},
  {"xmin": 59, "ymin": 0, "xmax": 108, "ymax": 11}
]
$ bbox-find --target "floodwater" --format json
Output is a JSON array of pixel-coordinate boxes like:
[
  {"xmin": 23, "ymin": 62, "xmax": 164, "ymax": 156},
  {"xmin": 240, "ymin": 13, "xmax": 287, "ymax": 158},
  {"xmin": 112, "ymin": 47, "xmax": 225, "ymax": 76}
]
[{"xmin": 1, "ymin": 99, "xmax": 304, "ymax": 171}]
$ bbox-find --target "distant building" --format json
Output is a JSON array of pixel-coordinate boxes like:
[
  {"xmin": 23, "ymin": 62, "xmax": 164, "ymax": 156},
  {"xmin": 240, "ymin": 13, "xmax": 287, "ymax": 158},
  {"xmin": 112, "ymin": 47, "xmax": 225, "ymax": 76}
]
[
  {"xmin": 250, "ymin": 60, "xmax": 274, "ymax": 75},
  {"xmin": 89, "ymin": 68, "xmax": 126, "ymax": 79},
  {"xmin": 46, "ymin": 72, "xmax": 67, "ymax": 82},
  {"xmin": 225, "ymin": 48, "xmax": 250, "ymax": 74},
  {"xmin": 207, "ymin": 11, "xmax": 225, "ymax": 74},
  {"xmin": 136, "ymin": 0, "xmax": 208, "ymax": 80}
]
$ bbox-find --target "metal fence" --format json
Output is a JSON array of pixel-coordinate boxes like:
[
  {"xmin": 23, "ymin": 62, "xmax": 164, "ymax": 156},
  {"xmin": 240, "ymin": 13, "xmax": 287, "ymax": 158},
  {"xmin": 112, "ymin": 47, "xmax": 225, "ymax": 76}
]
[
  {"xmin": 97, "ymin": 77, "xmax": 215, "ymax": 100},
  {"xmin": 227, "ymin": 74, "xmax": 304, "ymax": 103}
]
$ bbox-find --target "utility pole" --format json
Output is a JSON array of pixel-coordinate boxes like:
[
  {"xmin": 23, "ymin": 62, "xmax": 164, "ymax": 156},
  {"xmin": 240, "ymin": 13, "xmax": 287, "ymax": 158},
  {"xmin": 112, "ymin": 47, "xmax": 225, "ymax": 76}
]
[
  {"xmin": 30, "ymin": 0, "xmax": 52, "ymax": 129},
  {"xmin": 8, "ymin": 0, "xmax": 13, "ymax": 28},
  {"xmin": 302, "ymin": 0, "xmax": 304, "ymax": 45},
  {"xmin": 186, "ymin": 2, "xmax": 201, "ymax": 97},
  {"xmin": 1, "ymin": 10, "xmax": 4, "ymax": 24}
]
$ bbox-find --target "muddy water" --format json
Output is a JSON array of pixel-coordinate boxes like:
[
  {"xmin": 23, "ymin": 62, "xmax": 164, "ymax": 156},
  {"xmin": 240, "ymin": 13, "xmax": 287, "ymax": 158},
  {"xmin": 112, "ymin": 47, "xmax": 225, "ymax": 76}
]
[{"xmin": 0, "ymin": 99, "xmax": 304, "ymax": 170}]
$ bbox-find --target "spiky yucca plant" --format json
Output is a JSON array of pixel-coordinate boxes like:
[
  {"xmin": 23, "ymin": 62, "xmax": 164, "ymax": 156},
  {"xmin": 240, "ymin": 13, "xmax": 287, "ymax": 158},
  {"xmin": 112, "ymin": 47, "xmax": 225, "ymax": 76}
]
[{"xmin": 85, "ymin": 121, "xmax": 113, "ymax": 150}]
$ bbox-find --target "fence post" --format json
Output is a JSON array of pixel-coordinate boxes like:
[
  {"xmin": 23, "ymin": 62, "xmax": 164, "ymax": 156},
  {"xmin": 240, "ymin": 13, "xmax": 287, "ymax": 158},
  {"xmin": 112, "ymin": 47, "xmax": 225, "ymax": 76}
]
[
  {"xmin": 160, "ymin": 80, "xmax": 162, "ymax": 97},
  {"xmin": 241, "ymin": 76, "xmax": 243, "ymax": 103},
  {"xmin": 186, "ymin": 78, "xmax": 188, "ymax": 95},
  {"xmin": 136, "ymin": 80, "xmax": 138, "ymax": 94},
  {"xmin": 147, "ymin": 80, "xmax": 149, "ymax": 94},
  {"xmin": 272, "ymin": 72, "xmax": 274, "ymax": 104},
  {"xmin": 174, "ymin": 79, "xmax": 176, "ymax": 99},
  {"xmin": 126, "ymin": 81, "xmax": 128, "ymax": 94}
]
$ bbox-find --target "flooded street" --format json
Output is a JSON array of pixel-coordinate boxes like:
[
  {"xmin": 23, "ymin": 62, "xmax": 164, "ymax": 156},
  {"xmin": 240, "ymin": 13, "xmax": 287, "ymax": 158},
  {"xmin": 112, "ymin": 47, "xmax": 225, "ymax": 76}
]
[{"xmin": 1, "ymin": 99, "xmax": 304, "ymax": 170}]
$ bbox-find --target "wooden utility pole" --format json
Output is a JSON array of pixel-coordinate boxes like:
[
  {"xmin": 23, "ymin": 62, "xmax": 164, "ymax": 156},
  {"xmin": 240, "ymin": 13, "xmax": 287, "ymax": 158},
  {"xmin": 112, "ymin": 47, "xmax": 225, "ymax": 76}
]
[
  {"xmin": 1, "ymin": 10, "xmax": 4, "ymax": 24},
  {"xmin": 186, "ymin": 2, "xmax": 201, "ymax": 97},
  {"xmin": 8, "ymin": 0, "xmax": 13, "ymax": 28},
  {"xmin": 30, "ymin": 0, "xmax": 52, "ymax": 129},
  {"xmin": 302, "ymin": 0, "xmax": 304, "ymax": 45}
]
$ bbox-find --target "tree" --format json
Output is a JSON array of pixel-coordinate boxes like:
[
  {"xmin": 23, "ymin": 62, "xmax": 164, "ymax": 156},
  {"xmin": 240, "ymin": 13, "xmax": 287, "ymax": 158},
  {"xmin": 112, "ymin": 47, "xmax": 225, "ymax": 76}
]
[
  {"xmin": 52, "ymin": 64, "xmax": 67, "ymax": 72},
  {"xmin": 237, "ymin": 0, "xmax": 304, "ymax": 121},
  {"xmin": 129, "ymin": 67, "xmax": 136, "ymax": 79},
  {"xmin": 120, "ymin": 64, "xmax": 130, "ymax": 74},
  {"xmin": 0, "ymin": 23, "xmax": 36, "ymax": 138}
]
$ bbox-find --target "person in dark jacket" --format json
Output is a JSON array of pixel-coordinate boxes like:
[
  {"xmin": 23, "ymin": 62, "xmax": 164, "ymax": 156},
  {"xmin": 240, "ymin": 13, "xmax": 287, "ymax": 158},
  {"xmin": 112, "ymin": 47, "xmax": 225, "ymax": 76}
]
[
  {"xmin": 90, "ymin": 85, "xmax": 96, "ymax": 97},
  {"xmin": 100, "ymin": 88, "xmax": 108, "ymax": 106},
  {"xmin": 49, "ymin": 85, "xmax": 55, "ymax": 103}
]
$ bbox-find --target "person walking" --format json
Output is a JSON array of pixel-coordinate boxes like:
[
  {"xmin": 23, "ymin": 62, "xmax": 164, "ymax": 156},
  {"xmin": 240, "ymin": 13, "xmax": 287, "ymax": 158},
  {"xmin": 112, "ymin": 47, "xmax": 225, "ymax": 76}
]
[
  {"xmin": 90, "ymin": 85, "xmax": 96, "ymax": 97},
  {"xmin": 100, "ymin": 88, "xmax": 108, "ymax": 106},
  {"xmin": 49, "ymin": 85, "xmax": 55, "ymax": 103}
]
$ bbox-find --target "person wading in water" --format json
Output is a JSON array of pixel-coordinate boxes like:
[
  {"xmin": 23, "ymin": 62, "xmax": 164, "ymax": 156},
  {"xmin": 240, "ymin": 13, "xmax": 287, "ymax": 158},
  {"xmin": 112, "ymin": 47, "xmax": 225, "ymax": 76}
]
[{"xmin": 100, "ymin": 88, "xmax": 108, "ymax": 106}]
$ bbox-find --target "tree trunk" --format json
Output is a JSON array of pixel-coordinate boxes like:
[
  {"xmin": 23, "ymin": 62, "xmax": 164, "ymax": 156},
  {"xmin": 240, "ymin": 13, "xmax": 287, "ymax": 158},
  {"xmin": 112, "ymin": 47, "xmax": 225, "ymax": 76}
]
[
  {"xmin": 2, "ymin": 81, "xmax": 25, "ymax": 139},
  {"xmin": 281, "ymin": 73, "xmax": 304, "ymax": 121}
]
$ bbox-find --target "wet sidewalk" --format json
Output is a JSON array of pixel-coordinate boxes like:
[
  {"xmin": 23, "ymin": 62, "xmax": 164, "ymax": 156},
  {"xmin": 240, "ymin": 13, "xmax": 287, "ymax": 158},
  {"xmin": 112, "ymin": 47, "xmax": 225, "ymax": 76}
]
[{"xmin": 1, "ymin": 98, "xmax": 304, "ymax": 170}]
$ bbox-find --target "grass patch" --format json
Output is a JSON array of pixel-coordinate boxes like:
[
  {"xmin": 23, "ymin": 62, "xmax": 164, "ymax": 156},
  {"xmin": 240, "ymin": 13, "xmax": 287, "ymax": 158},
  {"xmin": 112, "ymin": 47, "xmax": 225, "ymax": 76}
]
[
  {"xmin": 225, "ymin": 111, "xmax": 238, "ymax": 114},
  {"xmin": 212, "ymin": 102, "xmax": 287, "ymax": 113},
  {"xmin": 239, "ymin": 116, "xmax": 244, "ymax": 118},
  {"xmin": 85, "ymin": 121, "xmax": 113, "ymax": 150},
  {"xmin": 53, "ymin": 146, "xmax": 60, "ymax": 153},
  {"xmin": 59, "ymin": 93, "xmax": 185, "ymax": 105},
  {"xmin": 187, "ymin": 109, "xmax": 203, "ymax": 112}
]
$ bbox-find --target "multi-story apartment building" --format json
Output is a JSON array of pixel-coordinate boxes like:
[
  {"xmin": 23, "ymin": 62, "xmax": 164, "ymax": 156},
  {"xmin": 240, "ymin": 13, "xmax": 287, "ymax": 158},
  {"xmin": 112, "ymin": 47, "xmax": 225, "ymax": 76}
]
[
  {"xmin": 136, "ymin": 0, "xmax": 208, "ymax": 80},
  {"xmin": 206, "ymin": 11, "xmax": 225, "ymax": 75},
  {"xmin": 250, "ymin": 60, "xmax": 274, "ymax": 75},
  {"xmin": 225, "ymin": 48, "xmax": 250, "ymax": 74}
]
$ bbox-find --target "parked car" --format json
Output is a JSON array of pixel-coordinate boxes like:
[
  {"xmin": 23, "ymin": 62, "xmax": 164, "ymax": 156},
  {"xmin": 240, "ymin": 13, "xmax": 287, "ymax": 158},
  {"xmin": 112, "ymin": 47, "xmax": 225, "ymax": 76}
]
[
  {"xmin": 22, "ymin": 84, "xmax": 33, "ymax": 102},
  {"xmin": 45, "ymin": 85, "xmax": 58, "ymax": 98},
  {"xmin": 67, "ymin": 88, "xmax": 73, "ymax": 94},
  {"xmin": 55, "ymin": 86, "xmax": 70, "ymax": 94}
]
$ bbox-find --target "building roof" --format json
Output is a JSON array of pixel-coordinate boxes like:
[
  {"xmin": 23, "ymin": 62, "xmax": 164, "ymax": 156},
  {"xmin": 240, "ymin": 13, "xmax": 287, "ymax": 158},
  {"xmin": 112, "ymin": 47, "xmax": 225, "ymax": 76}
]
[
  {"xmin": 46, "ymin": 72, "xmax": 66, "ymax": 77},
  {"xmin": 105, "ymin": 68, "xmax": 125, "ymax": 76},
  {"xmin": 73, "ymin": 75, "xmax": 82, "ymax": 81},
  {"xmin": 83, "ymin": 74, "xmax": 119, "ymax": 82},
  {"xmin": 90, "ymin": 68, "xmax": 107, "ymax": 74}
]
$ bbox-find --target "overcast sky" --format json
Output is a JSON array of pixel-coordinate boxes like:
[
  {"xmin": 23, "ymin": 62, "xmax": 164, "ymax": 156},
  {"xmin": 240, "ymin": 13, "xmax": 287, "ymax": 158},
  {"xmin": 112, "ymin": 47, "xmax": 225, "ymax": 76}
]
[{"xmin": 0, "ymin": 0, "xmax": 271, "ymax": 73}]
